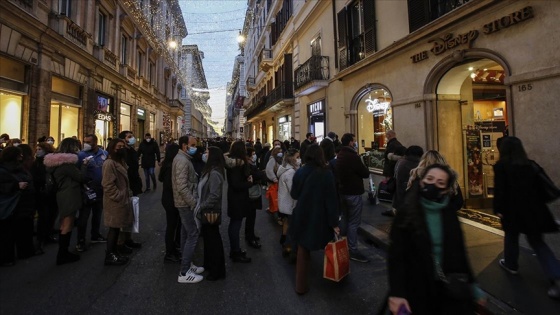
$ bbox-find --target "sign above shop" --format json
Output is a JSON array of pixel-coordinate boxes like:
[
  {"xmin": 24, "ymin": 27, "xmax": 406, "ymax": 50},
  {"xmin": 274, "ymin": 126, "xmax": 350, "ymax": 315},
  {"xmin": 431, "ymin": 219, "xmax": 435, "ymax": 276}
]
[
  {"xmin": 411, "ymin": 6, "xmax": 534, "ymax": 63},
  {"xmin": 308, "ymin": 100, "xmax": 324, "ymax": 115},
  {"xmin": 365, "ymin": 96, "xmax": 390, "ymax": 117},
  {"xmin": 94, "ymin": 110, "xmax": 114, "ymax": 122},
  {"xmin": 137, "ymin": 108, "xmax": 145, "ymax": 120}
]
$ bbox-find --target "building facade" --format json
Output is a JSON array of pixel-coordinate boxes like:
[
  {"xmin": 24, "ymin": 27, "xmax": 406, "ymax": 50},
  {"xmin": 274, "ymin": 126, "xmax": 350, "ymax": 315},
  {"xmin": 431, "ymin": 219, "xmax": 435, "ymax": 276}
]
[
  {"xmin": 0, "ymin": 0, "xmax": 188, "ymax": 149},
  {"xmin": 239, "ymin": 0, "xmax": 560, "ymax": 218}
]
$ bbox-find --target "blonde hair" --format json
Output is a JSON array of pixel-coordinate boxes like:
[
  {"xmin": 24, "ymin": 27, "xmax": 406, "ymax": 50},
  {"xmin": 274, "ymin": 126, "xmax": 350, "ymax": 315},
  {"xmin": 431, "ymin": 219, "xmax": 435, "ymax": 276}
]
[{"xmin": 407, "ymin": 150, "xmax": 459, "ymax": 194}]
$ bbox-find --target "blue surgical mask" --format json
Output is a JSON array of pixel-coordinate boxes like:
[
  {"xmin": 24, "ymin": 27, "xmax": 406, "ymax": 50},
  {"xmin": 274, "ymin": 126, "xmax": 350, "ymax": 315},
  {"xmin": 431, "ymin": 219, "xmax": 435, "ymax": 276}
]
[
  {"xmin": 202, "ymin": 153, "xmax": 208, "ymax": 163},
  {"xmin": 83, "ymin": 143, "xmax": 92, "ymax": 151},
  {"xmin": 188, "ymin": 147, "xmax": 197, "ymax": 155},
  {"xmin": 127, "ymin": 137, "xmax": 136, "ymax": 145},
  {"xmin": 277, "ymin": 152, "xmax": 283, "ymax": 158},
  {"xmin": 252, "ymin": 154, "xmax": 257, "ymax": 163}
]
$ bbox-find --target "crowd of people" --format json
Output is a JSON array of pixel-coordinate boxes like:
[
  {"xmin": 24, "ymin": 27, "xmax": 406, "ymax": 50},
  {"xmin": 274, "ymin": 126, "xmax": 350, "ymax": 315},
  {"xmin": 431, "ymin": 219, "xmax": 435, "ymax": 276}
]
[{"xmin": 1, "ymin": 129, "xmax": 559, "ymax": 314}]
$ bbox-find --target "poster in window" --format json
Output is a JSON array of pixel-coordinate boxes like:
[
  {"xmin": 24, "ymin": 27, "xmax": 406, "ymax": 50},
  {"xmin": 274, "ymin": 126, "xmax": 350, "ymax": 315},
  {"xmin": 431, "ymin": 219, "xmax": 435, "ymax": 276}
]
[
  {"xmin": 466, "ymin": 129, "xmax": 483, "ymax": 197},
  {"xmin": 97, "ymin": 96, "xmax": 109, "ymax": 112}
]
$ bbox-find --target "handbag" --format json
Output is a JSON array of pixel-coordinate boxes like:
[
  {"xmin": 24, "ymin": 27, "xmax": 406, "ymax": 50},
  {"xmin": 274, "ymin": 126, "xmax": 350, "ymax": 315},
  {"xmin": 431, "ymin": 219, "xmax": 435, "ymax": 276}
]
[
  {"xmin": 0, "ymin": 192, "xmax": 21, "ymax": 220},
  {"xmin": 248, "ymin": 184, "xmax": 262, "ymax": 200},
  {"xmin": 323, "ymin": 235, "xmax": 350, "ymax": 282},
  {"xmin": 197, "ymin": 207, "xmax": 222, "ymax": 225},
  {"xmin": 82, "ymin": 184, "xmax": 97, "ymax": 206},
  {"xmin": 532, "ymin": 161, "xmax": 560, "ymax": 203},
  {"xmin": 435, "ymin": 260, "xmax": 473, "ymax": 302}
]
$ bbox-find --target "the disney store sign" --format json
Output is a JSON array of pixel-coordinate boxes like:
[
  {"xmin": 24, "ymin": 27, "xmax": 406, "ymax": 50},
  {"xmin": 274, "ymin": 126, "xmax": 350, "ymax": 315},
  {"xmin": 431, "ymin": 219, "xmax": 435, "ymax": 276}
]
[{"xmin": 411, "ymin": 6, "xmax": 534, "ymax": 63}]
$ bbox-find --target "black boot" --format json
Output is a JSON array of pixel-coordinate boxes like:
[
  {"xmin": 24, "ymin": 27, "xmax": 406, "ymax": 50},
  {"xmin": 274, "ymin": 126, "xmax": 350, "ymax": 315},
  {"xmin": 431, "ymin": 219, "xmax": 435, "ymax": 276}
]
[
  {"xmin": 56, "ymin": 232, "xmax": 80, "ymax": 265},
  {"xmin": 105, "ymin": 251, "xmax": 129, "ymax": 266},
  {"xmin": 230, "ymin": 250, "xmax": 251, "ymax": 263},
  {"xmin": 246, "ymin": 239, "xmax": 261, "ymax": 249}
]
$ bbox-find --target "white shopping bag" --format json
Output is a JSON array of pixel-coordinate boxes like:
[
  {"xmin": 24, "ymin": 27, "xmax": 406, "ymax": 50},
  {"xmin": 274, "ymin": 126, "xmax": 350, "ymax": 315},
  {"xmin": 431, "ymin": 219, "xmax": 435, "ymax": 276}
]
[{"xmin": 130, "ymin": 196, "xmax": 140, "ymax": 233}]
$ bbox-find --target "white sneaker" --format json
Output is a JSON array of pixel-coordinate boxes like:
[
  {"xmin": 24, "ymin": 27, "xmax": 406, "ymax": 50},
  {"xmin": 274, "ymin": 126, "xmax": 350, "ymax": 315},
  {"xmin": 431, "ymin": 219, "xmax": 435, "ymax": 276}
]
[
  {"xmin": 178, "ymin": 270, "xmax": 203, "ymax": 283},
  {"xmin": 190, "ymin": 263, "xmax": 205, "ymax": 274}
]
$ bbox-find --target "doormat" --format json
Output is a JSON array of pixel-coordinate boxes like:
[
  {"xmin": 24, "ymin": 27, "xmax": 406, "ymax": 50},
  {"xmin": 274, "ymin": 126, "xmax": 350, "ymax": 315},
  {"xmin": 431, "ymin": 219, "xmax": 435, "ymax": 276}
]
[{"xmin": 457, "ymin": 209, "xmax": 503, "ymax": 230}]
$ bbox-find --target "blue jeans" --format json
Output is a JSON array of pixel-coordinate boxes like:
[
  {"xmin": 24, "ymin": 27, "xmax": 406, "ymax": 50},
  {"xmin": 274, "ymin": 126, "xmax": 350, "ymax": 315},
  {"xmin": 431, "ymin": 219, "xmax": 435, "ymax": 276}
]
[
  {"xmin": 228, "ymin": 218, "xmax": 243, "ymax": 252},
  {"xmin": 178, "ymin": 207, "xmax": 199, "ymax": 274},
  {"xmin": 340, "ymin": 195, "xmax": 363, "ymax": 253},
  {"xmin": 143, "ymin": 167, "xmax": 155, "ymax": 189},
  {"xmin": 504, "ymin": 231, "xmax": 560, "ymax": 280},
  {"xmin": 77, "ymin": 196, "xmax": 103, "ymax": 241}
]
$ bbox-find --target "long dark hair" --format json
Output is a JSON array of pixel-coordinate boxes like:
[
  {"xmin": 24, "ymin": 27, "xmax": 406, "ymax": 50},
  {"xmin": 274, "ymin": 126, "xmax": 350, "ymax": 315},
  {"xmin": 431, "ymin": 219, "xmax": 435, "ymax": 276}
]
[
  {"xmin": 162, "ymin": 143, "xmax": 180, "ymax": 168},
  {"xmin": 57, "ymin": 138, "xmax": 80, "ymax": 154},
  {"xmin": 202, "ymin": 146, "xmax": 226, "ymax": 178},
  {"xmin": 498, "ymin": 136, "xmax": 529, "ymax": 165},
  {"xmin": 107, "ymin": 138, "xmax": 126, "ymax": 163},
  {"xmin": 229, "ymin": 140, "xmax": 247, "ymax": 161},
  {"xmin": 303, "ymin": 144, "xmax": 327, "ymax": 168}
]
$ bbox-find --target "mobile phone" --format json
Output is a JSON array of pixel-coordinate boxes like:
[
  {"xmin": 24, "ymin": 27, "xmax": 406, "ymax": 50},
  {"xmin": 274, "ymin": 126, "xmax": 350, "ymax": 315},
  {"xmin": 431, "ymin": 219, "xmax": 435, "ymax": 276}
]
[{"xmin": 397, "ymin": 304, "xmax": 411, "ymax": 315}]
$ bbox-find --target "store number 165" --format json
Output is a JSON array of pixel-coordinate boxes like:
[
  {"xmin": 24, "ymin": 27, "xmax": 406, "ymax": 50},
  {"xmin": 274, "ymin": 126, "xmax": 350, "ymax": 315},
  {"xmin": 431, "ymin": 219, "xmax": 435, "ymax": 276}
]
[{"xmin": 518, "ymin": 84, "xmax": 533, "ymax": 92}]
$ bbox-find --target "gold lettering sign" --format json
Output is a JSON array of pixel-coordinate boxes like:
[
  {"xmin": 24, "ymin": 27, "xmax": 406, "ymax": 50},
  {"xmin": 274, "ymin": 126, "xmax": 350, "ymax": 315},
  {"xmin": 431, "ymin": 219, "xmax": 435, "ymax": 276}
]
[
  {"xmin": 483, "ymin": 6, "xmax": 534, "ymax": 34},
  {"xmin": 429, "ymin": 30, "xmax": 479, "ymax": 55}
]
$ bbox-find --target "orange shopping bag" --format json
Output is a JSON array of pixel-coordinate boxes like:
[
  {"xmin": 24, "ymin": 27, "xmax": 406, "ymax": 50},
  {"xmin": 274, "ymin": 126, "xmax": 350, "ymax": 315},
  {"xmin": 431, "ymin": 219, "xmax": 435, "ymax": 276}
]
[
  {"xmin": 323, "ymin": 236, "xmax": 350, "ymax": 282},
  {"xmin": 265, "ymin": 182, "xmax": 279, "ymax": 213}
]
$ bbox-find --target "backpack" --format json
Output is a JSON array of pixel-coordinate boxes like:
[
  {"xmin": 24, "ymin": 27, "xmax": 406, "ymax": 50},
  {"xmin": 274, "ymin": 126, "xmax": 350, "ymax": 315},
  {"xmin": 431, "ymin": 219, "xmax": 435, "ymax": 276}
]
[{"xmin": 45, "ymin": 170, "xmax": 58, "ymax": 194}]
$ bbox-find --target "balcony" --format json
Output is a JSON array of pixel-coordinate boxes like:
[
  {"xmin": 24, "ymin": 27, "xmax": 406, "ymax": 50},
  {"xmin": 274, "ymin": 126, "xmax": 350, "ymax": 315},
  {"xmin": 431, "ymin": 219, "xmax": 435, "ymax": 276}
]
[
  {"xmin": 66, "ymin": 21, "xmax": 88, "ymax": 47},
  {"xmin": 294, "ymin": 56, "xmax": 329, "ymax": 96},
  {"xmin": 245, "ymin": 82, "xmax": 294, "ymax": 119},
  {"xmin": 104, "ymin": 49, "xmax": 117, "ymax": 67},
  {"xmin": 259, "ymin": 49, "xmax": 273, "ymax": 72},
  {"xmin": 246, "ymin": 76, "xmax": 256, "ymax": 92}
]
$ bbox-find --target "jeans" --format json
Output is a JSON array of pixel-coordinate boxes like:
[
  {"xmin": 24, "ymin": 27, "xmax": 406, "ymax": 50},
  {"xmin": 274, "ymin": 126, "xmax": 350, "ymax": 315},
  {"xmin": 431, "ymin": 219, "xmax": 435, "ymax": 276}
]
[
  {"xmin": 77, "ymin": 198, "xmax": 103, "ymax": 241},
  {"xmin": 340, "ymin": 194, "xmax": 363, "ymax": 253},
  {"xmin": 504, "ymin": 231, "xmax": 560, "ymax": 279},
  {"xmin": 143, "ymin": 167, "xmax": 155, "ymax": 190},
  {"xmin": 178, "ymin": 207, "xmax": 199, "ymax": 274},
  {"xmin": 228, "ymin": 218, "xmax": 243, "ymax": 252}
]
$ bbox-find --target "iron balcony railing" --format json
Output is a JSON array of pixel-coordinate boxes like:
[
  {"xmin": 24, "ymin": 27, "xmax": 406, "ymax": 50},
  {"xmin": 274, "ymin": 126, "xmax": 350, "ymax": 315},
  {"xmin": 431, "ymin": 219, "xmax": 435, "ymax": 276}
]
[
  {"xmin": 245, "ymin": 82, "xmax": 293, "ymax": 118},
  {"xmin": 294, "ymin": 56, "xmax": 329, "ymax": 90}
]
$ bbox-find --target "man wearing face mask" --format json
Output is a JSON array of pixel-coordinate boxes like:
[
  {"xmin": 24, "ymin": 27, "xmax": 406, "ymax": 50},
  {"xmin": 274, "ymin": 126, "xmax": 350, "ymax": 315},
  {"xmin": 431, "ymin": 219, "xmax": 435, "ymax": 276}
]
[
  {"xmin": 172, "ymin": 135, "xmax": 204, "ymax": 283},
  {"xmin": 335, "ymin": 133, "xmax": 371, "ymax": 263},
  {"xmin": 75, "ymin": 134, "xmax": 109, "ymax": 251},
  {"xmin": 138, "ymin": 133, "xmax": 161, "ymax": 192}
]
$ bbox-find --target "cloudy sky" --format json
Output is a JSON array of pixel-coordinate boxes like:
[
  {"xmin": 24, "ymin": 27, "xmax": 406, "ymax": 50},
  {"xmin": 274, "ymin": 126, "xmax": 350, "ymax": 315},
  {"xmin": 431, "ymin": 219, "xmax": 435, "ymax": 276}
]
[{"xmin": 179, "ymin": 0, "xmax": 247, "ymax": 130}]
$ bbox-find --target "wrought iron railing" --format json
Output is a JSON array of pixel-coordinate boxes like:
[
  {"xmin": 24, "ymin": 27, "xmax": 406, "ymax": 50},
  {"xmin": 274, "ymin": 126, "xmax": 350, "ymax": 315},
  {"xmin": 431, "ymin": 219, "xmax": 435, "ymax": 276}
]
[{"xmin": 294, "ymin": 56, "xmax": 329, "ymax": 90}]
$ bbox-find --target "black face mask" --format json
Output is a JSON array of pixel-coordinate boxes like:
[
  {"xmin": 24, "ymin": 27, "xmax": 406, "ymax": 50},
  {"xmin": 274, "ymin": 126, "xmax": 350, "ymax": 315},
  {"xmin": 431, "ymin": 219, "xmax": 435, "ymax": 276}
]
[
  {"xmin": 116, "ymin": 148, "xmax": 127, "ymax": 159},
  {"xmin": 420, "ymin": 183, "xmax": 446, "ymax": 202}
]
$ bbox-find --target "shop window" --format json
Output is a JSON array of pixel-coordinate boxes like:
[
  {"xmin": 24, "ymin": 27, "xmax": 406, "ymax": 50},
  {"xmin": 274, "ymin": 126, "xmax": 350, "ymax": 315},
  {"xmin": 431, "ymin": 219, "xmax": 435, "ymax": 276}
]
[
  {"xmin": 0, "ymin": 93, "xmax": 23, "ymax": 139},
  {"xmin": 120, "ymin": 103, "xmax": 131, "ymax": 132},
  {"xmin": 50, "ymin": 103, "xmax": 80, "ymax": 145},
  {"xmin": 149, "ymin": 113, "xmax": 155, "ymax": 136}
]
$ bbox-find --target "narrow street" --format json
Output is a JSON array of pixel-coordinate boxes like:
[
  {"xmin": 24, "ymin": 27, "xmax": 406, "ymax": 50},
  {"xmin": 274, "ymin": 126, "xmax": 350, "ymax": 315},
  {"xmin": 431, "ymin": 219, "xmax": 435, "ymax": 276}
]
[{"xmin": 0, "ymin": 183, "xmax": 389, "ymax": 315}]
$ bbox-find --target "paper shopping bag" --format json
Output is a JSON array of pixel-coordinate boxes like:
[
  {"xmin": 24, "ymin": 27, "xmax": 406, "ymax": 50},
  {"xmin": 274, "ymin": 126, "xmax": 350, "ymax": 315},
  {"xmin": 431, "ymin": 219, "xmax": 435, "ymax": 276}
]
[
  {"xmin": 323, "ymin": 236, "xmax": 350, "ymax": 282},
  {"xmin": 130, "ymin": 196, "xmax": 140, "ymax": 233}
]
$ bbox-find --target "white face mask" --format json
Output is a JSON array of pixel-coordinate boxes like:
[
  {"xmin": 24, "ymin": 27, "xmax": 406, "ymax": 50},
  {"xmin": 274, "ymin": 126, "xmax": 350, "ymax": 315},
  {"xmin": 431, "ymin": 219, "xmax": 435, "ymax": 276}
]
[
  {"xmin": 127, "ymin": 137, "xmax": 136, "ymax": 145},
  {"xmin": 202, "ymin": 153, "xmax": 208, "ymax": 163},
  {"xmin": 46, "ymin": 140, "xmax": 54, "ymax": 145},
  {"xmin": 146, "ymin": 138, "xmax": 151, "ymax": 142},
  {"xmin": 277, "ymin": 152, "xmax": 283, "ymax": 158},
  {"xmin": 83, "ymin": 143, "xmax": 92, "ymax": 151},
  {"xmin": 13, "ymin": 143, "xmax": 20, "ymax": 147},
  {"xmin": 252, "ymin": 154, "xmax": 257, "ymax": 163},
  {"xmin": 296, "ymin": 158, "xmax": 301, "ymax": 166}
]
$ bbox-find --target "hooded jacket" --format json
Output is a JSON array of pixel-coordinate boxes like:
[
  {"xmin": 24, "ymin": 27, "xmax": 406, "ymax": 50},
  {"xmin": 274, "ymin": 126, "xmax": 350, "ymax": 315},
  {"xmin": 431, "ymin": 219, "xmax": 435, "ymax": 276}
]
[
  {"xmin": 277, "ymin": 164, "xmax": 297, "ymax": 215},
  {"xmin": 43, "ymin": 153, "xmax": 85, "ymax": 217}
]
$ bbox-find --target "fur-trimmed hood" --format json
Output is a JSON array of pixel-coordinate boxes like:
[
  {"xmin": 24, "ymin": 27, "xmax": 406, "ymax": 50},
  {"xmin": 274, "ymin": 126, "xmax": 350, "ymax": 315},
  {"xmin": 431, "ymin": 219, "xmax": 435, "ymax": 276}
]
[{"xmin": 43, "ymin": 153, "xmax": 79, "ymax": 168}]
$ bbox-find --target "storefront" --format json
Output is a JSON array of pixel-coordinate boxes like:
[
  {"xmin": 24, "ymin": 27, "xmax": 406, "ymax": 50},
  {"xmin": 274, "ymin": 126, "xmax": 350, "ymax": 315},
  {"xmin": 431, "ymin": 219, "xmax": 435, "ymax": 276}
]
[
  {"xmin": 94, "ymin": 93, "xmax": 115, "ymax": 149},
  {"xmin": 277, "ymin": 115, "xmax": 291, "ymax": 141},
  {"xmin": 0, "ymin": 56, "xmax": 27, "ymax": 140},
  {"xmin": 50, "ymin": 76, "xmax": 82, "ymax": 144},
  {"xmin": 307, "ymin": 100, "xmax": 325, "ymax": 143}
]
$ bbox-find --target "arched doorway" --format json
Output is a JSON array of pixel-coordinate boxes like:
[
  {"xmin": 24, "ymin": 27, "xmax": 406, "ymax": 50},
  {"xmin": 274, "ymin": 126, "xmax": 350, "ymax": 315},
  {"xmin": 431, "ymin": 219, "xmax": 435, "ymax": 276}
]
[{"xmin": 428, "ymin": 52, "xmax": 511, "ymax": 214}]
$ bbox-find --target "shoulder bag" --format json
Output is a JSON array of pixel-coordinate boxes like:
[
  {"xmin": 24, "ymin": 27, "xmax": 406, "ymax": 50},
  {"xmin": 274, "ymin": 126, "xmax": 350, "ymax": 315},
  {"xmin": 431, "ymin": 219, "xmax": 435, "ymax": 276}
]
[
  {"xmin": 532, "ymin": 161, "xmax": 560, "ymax": 203},
  {"xmin": 0, "ymin": 192, "xmax": 21, "ymax": 220}
]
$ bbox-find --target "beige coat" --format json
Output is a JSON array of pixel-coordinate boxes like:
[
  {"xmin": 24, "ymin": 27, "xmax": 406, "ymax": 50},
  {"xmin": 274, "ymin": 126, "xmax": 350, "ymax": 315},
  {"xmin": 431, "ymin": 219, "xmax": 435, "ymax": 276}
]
[
  {"xmin": 172, "ymin": 150, "xmax": 198, "ymax": 209},
  {"xmin": 102, "ymin": 158, "xmax": 133, "ymax": 228}
]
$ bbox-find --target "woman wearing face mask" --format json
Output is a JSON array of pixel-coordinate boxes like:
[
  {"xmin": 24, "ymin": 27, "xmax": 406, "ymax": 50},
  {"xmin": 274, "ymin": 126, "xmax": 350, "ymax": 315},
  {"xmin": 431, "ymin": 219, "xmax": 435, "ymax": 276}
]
[
  {"xmin": 30, "ymin": 142, "xmax": 56, "ymax": 254},
  {"xmin": 244, "ymin": 147, "xmax": 266, "ymax": 249},
  {"xmin": 277, "ymin": 148, "xmax": 300, "ymax": 257},
  {"xmin": 101, "ymin": 138, "xmax": 132, "ymax": 266},
  {"xmin": 43, "ymin": 138, "xmax": 87, "ymax": 265},
  {"xmin": 265, "ymin": 146, "xmax": 283, "ymax": 224},
  {"xmin": 46, "ymin": 137, "xmax": 55, "ymax": 147},
  {"xmin": 388, "ymin": 164, "xmax": 485, "ymax": 315}
]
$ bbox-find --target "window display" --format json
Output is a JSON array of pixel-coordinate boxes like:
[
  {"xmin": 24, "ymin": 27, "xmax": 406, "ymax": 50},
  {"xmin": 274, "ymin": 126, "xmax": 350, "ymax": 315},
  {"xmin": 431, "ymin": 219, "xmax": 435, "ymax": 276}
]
[{"xmin": 0, "ymin": 93, "xmax": 22, "ymax": 139}]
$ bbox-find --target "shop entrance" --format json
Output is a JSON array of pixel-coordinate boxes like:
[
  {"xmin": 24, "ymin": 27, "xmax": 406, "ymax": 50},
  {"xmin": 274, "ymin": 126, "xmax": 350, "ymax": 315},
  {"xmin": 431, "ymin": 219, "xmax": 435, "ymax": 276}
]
[{"xmin": 436, "ymin": 58, "xmax": 508, "ymax": 216}]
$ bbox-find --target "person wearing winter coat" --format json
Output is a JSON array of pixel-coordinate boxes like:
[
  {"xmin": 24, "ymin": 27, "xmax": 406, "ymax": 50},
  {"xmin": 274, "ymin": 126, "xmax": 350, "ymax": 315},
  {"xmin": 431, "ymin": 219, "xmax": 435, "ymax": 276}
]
[
  {"xmin": 0, "ymin": 147, "xmax": 35, "ymax": 265},
  {"xmin": 245, "ymin": 147, "xmax": 266, "ymax": 249},
  {"xmin": 265, "ymin": 146, "xmax": 283, "ymax": 221},
  {"xmin": 290, "ymin": 144, "xmax": 340, "ymax": 294},
  {"xmin": 388, "ymin": 164, "xmax": 484, "ymax": 315},
  {"xmin": 391, "ymin": 145, "xmax": 424, "ymax": 214},
  {"xmin": 173, "ymin": 135, "xmax": 205, "ymax": 284},
  {"xmin": 195, "ymin": 146, "xmax": 227, "ymax": 281},
  {"xmin": 159, "ymin": 143, "xmax": 182, "ymax": 263},
  {"xmin": 493, "ymin": 136, "xmax": 560, "ymax": 300},
  {"xmin": 226, "ymin": 141, "xmax": 254, "ymax": 263},
  {"xmin": 43, "ymin": 138, "xmax": 86, "ymax": 265},
  {"xmin": 277, "ymin": 148, "xmax": 300, "ymax": 256},
  {"xmin": 138, "ymin": 133, "xmax": 161, "ymax": 192},
  {"xmin": 30, "ymin": 142, "xmax": 56, "ymax": 254},
  {"xmin": 101, "ymin": 139, "xmax": 132, "ymax": 266}
]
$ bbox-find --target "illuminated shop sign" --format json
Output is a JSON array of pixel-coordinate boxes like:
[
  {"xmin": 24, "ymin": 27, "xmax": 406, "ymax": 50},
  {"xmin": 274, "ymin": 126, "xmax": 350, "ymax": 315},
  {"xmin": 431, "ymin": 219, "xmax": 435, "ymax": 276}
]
[
  {"xmin": 411, "ymin": 6, "xmax": 534, "ymax": 63},
  {"xmin": 365, "ymin": 96, "xmax": 390, "ymax": 117},
  {"xmin": 94, "ymin": 110, "xmax": 114, "ymax": 122},
  {"xmin": 308, "ymin": 100, "xmax": 324, "ymax": 115}
]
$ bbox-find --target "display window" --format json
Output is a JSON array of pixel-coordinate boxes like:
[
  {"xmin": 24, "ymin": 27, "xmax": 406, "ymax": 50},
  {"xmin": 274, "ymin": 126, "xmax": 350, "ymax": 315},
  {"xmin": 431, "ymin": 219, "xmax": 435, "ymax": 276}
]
[
  {"xmin": 357, "ymin": 88, "xmax": 392, "ymax": 152},
  {"xmin": 50, "ymin": 103, "xmax": 80, "ymax": 144},
  {"xmin": 120, "ymin": 103, "xmax": 131, "ymax": 132},
  {"xmin": 0, "ymin": 92, "xmax": 23, "ymax": 139},
  {"xmin": 278, "ymin": 116, "xmax": 291, "ymax": 141},
  {"xmin": 307, "ymin": 100, "xmax": 325, "ymax": 143}
]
